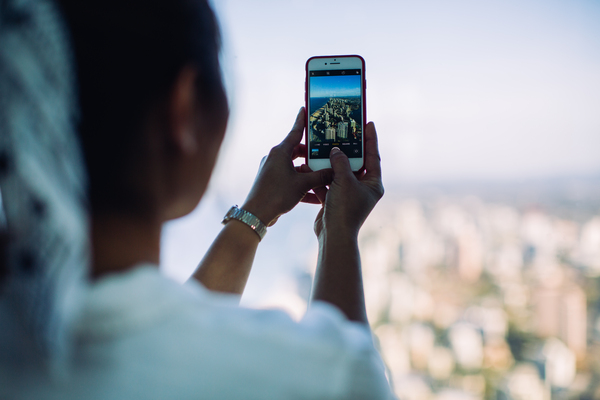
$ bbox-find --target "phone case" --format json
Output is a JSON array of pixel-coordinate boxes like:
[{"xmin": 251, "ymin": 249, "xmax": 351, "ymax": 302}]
[{"xmin": 304, "ymin": 55, "xmax": 367, "ymax": 172}]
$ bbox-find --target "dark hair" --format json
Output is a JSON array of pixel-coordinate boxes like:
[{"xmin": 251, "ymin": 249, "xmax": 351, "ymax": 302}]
[{"xmin": 57, "ymin": 0, "xmax": 226, "ymax": 214}]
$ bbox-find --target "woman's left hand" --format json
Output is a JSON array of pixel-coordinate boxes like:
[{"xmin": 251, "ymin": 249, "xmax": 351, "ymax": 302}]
[{"xmin": 241, "ymin": 107, "xmax": 332, "ymax": 226}]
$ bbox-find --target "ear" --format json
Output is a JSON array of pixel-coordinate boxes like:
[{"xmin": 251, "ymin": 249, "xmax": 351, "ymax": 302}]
[{"xmin": 168, "ymin": 66, "xmax": 199, "ymax": 155}]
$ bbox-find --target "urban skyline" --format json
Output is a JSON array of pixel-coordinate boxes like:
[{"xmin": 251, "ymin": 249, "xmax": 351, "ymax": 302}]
[
  {"xmin": 358, "ymin": 194, "xmax": 600, "ymax": 399},
  {"xmin": 309, "ymin": 97, "xmax": 361, "ymax": 144}
]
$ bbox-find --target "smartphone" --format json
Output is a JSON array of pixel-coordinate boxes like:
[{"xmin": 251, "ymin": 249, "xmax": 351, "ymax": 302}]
[{"xmin": 305, "ymin": 55, "xmax": 366, "ymax": 171}]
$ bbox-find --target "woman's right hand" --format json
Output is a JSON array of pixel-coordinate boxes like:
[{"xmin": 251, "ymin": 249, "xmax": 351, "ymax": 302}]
[{"xmin": 313, "ymin": 122, "xmax": 384, "ymax": 240}]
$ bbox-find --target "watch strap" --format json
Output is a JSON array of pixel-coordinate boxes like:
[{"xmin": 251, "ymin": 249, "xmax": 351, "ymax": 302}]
[{"xmin": 221, "ymin": 205, "xmax": 267, "ymax": 241}]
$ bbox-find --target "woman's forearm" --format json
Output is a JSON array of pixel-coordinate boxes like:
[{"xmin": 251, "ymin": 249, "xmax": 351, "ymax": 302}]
[
  {"xmin": 311, "ymin": 230, "xmax": 368, "ymax": 325},
  {"xmin": 190, "ymin": 219, "xmax": 260, "ymax": 296}
]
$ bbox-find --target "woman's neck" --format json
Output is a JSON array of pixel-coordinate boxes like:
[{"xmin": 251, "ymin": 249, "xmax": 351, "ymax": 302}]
[{"xmin": 91, "ymin": 212, "xmax": 162, "ymax": 279}]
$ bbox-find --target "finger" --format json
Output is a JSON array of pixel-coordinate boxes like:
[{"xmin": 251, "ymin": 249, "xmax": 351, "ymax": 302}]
[
  {"xmin": 314, "ymin": 206, "xmax": 325, "ymax": 236},
  {"xmin": 313, "ymin": 186, "xmax": 328, "ymax": 204},
  {"xmin": 329, "ymin": 147, "xmax": 354, "ymax": 180},
  {"xmin": 291, "ymin": 143, "xmax": 307, "ymax": 160},
  {"xmin": 354, "ymin": 169, "xmax": 366, "ymax": 180},
  {"xmin": 363, "ymin": 122, "xmax": 381, "ymax": 178},
  {"xmin": 258, "ymin": 155, "xmax": 268, "ymax": 172},
  {"xmin": 279, "ymin": 107, "xmax": 306, "ymax": 154},
  {"xmin": 300, "ymin": 192, "xmax": 321, "ymax": 204},
  {"xmin": 298, "ymin": 168, "xmax": 333, "ymax": 192},
  {"xmin": 295, "ymin": 163, "xmax": 312, "ymax": 173}
]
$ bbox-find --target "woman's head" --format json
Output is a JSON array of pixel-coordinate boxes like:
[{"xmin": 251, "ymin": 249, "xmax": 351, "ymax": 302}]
[{"xmin": 59, "ymin": 0, "xmax": 229, "ymax": 220}]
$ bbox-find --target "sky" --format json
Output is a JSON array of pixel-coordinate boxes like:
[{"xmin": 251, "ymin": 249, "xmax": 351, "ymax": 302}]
[
  {"xmin": 161, "ymin": 0, "xmax": 600, "ymax": 304},
  {"xmin": 310, "ymin": 75, "xmax": 361, "ymax": 98},
  {"xmin": 210, "ymin": 0, "xmax": 600, "ymax": 187}
]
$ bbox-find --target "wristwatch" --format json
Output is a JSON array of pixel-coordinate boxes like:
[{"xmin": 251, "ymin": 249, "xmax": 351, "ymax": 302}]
[{"xmin": 222, "ymin": 205, "xmax": 267, "ymax": 241}]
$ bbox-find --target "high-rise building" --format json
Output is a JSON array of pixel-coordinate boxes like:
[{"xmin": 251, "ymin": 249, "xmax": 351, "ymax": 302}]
[
  {"xmin": 337, "ymin": 121, "xmax": 348, "ymax": 140},
  {"xmin": 350, "ymin": 119, "xmax": 356, "ymax": 133},
  {"xmin": 532, "ymin": 282, "xmax": 587, "ymax": 363},
  {"xmin": 325, "ymin": 127, "xmax": 336, "ymax": 140}
]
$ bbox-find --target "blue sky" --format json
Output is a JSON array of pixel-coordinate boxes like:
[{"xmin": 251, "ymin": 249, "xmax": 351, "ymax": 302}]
[{"xmin": 310, "ymin": 75, "xmax": 361, "ymax": 98}]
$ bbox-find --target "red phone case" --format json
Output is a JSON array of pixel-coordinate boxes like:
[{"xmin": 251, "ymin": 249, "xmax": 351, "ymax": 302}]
[{"xmin": 305, "ymin": 55, "xmax": 366, "ymax": 172}]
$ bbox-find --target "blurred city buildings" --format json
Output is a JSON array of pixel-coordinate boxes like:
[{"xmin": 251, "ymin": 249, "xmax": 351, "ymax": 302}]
[{"xmin": 350, "ymin": 183, "xmax": 600, "ymax": 400}]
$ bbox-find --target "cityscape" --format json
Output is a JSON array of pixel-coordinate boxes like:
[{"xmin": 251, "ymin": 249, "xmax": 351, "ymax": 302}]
[
  {"xmin": 309, "ymin": 97, "xmax": 362, "ymax": 144},
  {"xmin": 352, "ymin": 184, "xmax": 600, "ymax": 400}
]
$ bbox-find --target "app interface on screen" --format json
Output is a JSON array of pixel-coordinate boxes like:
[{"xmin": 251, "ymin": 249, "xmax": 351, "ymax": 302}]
[{"xmin": 308, "ymin": 69, "xmax": 362, "ymax": 159}]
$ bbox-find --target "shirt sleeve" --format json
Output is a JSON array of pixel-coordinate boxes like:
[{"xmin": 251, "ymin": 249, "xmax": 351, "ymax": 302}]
[{"xmin": 302, "ymin": 302, "xmax": 396, "ymax": 400}]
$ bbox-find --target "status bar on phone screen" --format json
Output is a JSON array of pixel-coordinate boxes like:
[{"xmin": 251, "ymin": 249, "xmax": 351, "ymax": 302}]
[{"xmin": 310, "ymin": 69, "xmax": 361, "ymax": 77}]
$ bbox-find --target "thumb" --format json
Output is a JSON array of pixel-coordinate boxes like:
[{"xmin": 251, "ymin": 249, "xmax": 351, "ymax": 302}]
[
  {"xmin": 329, "ymin": 147, "xmax": 353, "ymax": 178},
  {"xmin": 299, "ymin": 168, "xmax": 333, "ymax": 192}
]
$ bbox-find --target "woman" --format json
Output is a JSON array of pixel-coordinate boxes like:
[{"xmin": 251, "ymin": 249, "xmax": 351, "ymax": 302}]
[{"xmin": 1, "ymin": 0, "xmax": 391, "ymax": 398}]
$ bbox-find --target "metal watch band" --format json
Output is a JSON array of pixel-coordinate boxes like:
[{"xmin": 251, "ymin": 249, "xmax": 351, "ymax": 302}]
[{"xmin": 221, "ymin": 205, "xmax": 267, "ymax": 241}]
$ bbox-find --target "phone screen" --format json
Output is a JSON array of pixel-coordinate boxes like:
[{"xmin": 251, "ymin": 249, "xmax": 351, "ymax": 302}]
[{"xmin": 308, "ymin": 69, "xmax": 363, "ymax": 159}]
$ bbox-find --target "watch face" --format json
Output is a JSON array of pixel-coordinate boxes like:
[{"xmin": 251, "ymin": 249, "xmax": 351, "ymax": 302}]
[{"xmin": 222, "ymin": 206, "xmax": 238, "ymax": 224}]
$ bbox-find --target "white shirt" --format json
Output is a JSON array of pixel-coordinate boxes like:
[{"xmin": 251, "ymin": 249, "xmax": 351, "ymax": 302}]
[{"xmin": 4, "ymin": 265, "xmax": 393, "ymax": 399}]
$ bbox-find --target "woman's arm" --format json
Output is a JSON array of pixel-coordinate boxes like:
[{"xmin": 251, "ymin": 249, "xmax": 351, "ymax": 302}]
[
  {"xmin": 310, "ymin": 122, "xmax": 384, "ymax": 324},
  {"xmin": 191, "ymin": 218, "xmax": 260, "ymax": 294},
  {"xmin": 190, "ymin": 108, "xmax": 332, "ymax": 295}
]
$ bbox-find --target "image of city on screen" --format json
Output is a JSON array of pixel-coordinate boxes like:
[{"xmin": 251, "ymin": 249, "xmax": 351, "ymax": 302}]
[{"xmin": 309, "ymin": 72, "xmax": 362, "ymax": 159}]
